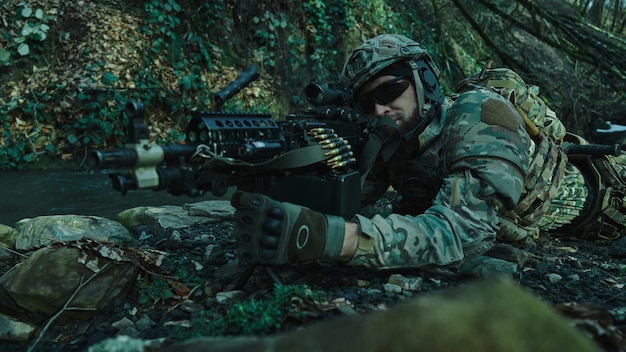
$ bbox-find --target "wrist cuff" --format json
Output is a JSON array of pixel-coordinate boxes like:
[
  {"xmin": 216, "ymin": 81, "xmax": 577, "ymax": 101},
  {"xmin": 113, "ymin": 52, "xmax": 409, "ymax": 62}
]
[{"xmin": 319, "ymin": 215, "xmax": 346, "ymax": 262}]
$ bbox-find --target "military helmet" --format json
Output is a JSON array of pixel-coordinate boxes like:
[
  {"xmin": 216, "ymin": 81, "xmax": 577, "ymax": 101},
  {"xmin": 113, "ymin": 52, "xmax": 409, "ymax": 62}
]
[{"xmin": 342, "ymin": 34, "xmax": 443, "ymax": 119}]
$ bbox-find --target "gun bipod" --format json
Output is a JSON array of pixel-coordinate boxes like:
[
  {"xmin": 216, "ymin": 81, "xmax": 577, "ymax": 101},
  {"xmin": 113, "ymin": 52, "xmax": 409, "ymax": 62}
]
[{"xmin": 234, "ymin": 263, "xmax": 284, "ymax": 290}]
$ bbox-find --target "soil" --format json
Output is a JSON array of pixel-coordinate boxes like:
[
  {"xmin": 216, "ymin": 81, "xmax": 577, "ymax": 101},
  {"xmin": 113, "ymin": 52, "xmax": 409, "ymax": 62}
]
[{"xmin": 2, "ymin": 219, "xmax": 626, "ymax": 352}]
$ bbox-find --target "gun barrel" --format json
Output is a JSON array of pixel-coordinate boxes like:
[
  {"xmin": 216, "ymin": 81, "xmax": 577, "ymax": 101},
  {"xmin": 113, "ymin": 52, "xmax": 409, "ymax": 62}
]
[
  {"xmin": 214, "ymin": 65, "xmax": 259, "ymax": 109},
  {"xmin": 90, "ymin": 148, "xmax": 139, "ymax": 169},
  {"xmin": 562, "ymin": 142, "xmax": 622, "ymax": 156},
  {"xmin": 90, "ymin": 144, "xmax": 198, "ymax": 169}
]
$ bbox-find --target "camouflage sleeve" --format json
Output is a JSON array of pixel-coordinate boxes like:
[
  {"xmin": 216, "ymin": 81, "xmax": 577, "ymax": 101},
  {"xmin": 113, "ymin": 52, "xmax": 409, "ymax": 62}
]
[
  {"xmin": 352, "ymin": 170, "xmax": 501, "ymax": 268},
  {"xmin": 443, "ymin": 90, "xmax": 530, "ymax": 209},
  {"xmin": 349, "ymin": 90, "xmax": 530, "ymax": 269}
]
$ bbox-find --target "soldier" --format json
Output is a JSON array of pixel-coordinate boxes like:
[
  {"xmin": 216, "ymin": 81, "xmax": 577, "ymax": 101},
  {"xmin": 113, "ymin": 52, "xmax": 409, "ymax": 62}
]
[{"xmin": 231, "ymin": 34, "xmax": 626, "ymax": 269}]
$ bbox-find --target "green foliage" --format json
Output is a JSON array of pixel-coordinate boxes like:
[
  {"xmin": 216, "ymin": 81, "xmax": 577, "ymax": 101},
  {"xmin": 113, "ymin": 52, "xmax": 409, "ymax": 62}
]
[
  {"xmin": 0, "ymin": 91, "xmax": 58, "ymax": 169},
  {"xmin": 0, "ymin": 4, "xmax": 56, "ymax": 65},
  {"xmin": 0, "ymin": 113, "xmax": 38, "ymax": 169},
  {"xmin": 1, "ymin": 0, "xmax": 429, "ymax": 168},
  {"xmin": 253, "ymin": 10, "xmax": 292, "ymax": 69},
  {"xmin": 136, "ymin": 275, "xmax": 174, "ymax": 305},
  {"xmin": 1, "ymin": 0, "xmax": 539, "ymax": 168},
  {"xmin": 136, "ymin": 255, "xmax": 206, "ymax": 305},
  {"xmin": 178, "ymin": 284, "xmax": 328, "ymax": 339},
  {"xmin": 68, "ymin": 89, "xmax": 127, "ymax": 148}
]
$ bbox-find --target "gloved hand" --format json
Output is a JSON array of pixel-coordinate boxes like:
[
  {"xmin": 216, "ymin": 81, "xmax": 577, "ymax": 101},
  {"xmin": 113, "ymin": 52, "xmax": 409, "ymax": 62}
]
[{"xmin": 231, "ymin": 191, "xmax": 346, "ymax": 265}]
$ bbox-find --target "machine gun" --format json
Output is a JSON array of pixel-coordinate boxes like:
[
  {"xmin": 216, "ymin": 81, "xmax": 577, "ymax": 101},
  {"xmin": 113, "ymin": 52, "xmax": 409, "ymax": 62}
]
[{"xmin": 90, "ymin": 66, "xmax": 368, "ymax": 219}]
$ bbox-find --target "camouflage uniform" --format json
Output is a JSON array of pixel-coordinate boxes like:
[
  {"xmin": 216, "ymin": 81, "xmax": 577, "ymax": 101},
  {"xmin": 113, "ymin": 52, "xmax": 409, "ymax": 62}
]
[
  {"xmin": 336, "ymin": 34, "xmax": 626, "ymax": 270},
  {"xmin": 350, "ymin": 89, "xmax": 540, "ymax": 268},
  {"xmin": 349, "ymin": 87, "xmax": 626, "ymax": 269}
]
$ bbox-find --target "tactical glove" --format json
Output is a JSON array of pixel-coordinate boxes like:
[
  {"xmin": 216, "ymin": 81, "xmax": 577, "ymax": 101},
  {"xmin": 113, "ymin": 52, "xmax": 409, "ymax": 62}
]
[{"xmin": 231, "ymin": 191, "xmax": 346, "ymax": 265}]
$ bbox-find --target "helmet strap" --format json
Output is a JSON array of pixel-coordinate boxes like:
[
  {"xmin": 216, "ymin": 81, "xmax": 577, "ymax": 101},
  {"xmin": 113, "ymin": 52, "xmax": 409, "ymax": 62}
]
[{"xmin": 403, "ymin": 103, "xmax": 440, "ymax": 142}]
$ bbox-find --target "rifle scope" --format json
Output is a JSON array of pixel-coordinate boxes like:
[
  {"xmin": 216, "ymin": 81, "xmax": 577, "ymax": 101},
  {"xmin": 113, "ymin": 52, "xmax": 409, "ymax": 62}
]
[{"xmin": 305, "ymin": 83, "xmax": 352, "ymax": 106}]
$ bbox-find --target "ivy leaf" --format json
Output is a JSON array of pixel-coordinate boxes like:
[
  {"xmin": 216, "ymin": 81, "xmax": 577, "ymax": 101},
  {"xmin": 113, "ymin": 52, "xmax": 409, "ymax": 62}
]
[
  {"xmin": 101, "ymin": 72, "xmax": 119, "ymax": 86},
  {"xmin": 21, "ymin": 24, "xmax": 35, "ymax": 36},
  {"xmin": 0, "ymin": 49, "xmax": 10, "ymax": 63},
  {"xmin": 17, "ymin": 43, "xmax": 30, "ymax": 56},
  {"xmin": 179, "ymin": 76, "xmax": 191, "ymax": 91},
  {"xmin": 22, "ymin": 153, "xmax": 36, "ymax": 162},
  {"xmin": 21, "ymin": 7, "xmax": 32, "ymax": 18},
  {"xmin": 67, "ymin": 134, "xmax": 78, "ymax": 144}
]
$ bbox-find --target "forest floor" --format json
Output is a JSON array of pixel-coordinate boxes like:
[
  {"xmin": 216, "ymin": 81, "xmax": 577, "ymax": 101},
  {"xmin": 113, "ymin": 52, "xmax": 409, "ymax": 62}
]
[{"xmin": 2, "ymin": 218, "xmax": 626, "ymax": 352}]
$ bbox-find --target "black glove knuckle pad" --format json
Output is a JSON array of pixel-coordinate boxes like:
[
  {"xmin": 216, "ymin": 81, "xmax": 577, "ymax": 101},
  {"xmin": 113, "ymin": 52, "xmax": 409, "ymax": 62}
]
[
  {"xmin": 262, "ymin": 217, "xmax": 283, "ymax": 236},
  {"xmin": 267, "ymin": 206, "xmax": 284, "ymax": 219},
  {"xmin": 260, "ymin": 233, "xmax": 280, "ymax": 249}
]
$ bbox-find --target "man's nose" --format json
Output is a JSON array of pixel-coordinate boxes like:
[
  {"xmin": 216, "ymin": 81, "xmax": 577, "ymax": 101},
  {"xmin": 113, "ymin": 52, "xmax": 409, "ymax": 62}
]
[{"xmin": 373, "ymin": 102, "xmax": 391, "ymax": 117}]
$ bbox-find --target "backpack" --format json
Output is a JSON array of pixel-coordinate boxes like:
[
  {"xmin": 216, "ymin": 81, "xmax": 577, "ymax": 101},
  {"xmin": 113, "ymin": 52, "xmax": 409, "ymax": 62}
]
[{"xmin": 455, "ymin": 65, "xmax": 566, "ymax": 142}]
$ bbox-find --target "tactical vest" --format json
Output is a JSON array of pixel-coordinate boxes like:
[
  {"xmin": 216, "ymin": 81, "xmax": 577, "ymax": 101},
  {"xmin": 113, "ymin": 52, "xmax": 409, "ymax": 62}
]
[
  {"xmin": 457, "ymin": 66, "xmax": 626, "ymax": 240},
  {"xmin": 454, "ymin": 67, "xmax": 565, "ymax": 240},
  {"xmin": 455, "ymin": 65, "xmax": 566, "ymax": 143}
]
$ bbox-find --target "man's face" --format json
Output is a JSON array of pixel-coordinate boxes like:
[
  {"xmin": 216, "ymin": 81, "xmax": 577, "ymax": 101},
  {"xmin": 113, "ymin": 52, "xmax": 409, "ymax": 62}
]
[{"xmin": 355, "ymin": 75, "xmax": 420, "ymax": 135}]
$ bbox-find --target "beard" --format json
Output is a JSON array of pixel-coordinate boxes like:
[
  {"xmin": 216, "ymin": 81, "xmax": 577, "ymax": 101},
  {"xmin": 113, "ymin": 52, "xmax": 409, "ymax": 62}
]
[
  {"xmin": 397, "ymin": 107, "xmax": 422, "ymax": 137},
  {"xmin": 376, "ymin": 107, "xmax": 423, "ymax": 162},
  {"xmin": 390, "ymin": 107, "xmax": 424, "ymax": 158},
  {"xmin": 383, "ymin": 106, "xmax": 422, "ymax": 141}
]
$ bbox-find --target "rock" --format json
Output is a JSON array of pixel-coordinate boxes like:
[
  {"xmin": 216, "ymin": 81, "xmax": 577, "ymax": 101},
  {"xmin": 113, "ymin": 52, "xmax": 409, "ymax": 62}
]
[
  {"xmin": 607, "ymin": 236, "xmax": 626, "ymax": 258},
  {"xmin": 111, "ymin": 317, "xmax": 136, "ymax": 331},
  {"xmin": 135, "ymin": 315, "xmax": 156, "ymax": 330},
  {"xmin": 115, "ymin": 206, "xmax": 152, "ymax": 231},
  {"xmin": 0, "ymin": 246, "xmax": 139, "ymax": 318},
  {"xmin": 567, "ymin": 274, "xmax": 580, "ymax": 282},
  {"xmin": 382, "ymin": 283, "xmax": 402, "ymax": 293},
  {"xmin": 0, "ymin": 224, "xmax": 18, "ymax": 261},
  {"xmin": 387, "ymin": 274, "xmax": 423, "ymax": 291},
  {"xmin": 0, "ymin": 312, "xmax": 37, "ymax": 343},
  {"xmin": 117, "ymin": 201, "xmax": 234, "ymax": 234},
  {"xmin": 179, "ymin": 300, "xmax": 203, "ymax": 313},
  {"xmin": 144, "ymin": 206, "xmax": 192, "ymax": 232},
  {"xmin": 459, "ymin": 255, "xmax": 518, "ymax": 278},
  {"xmin": 485, "ymin": 243, "xmax": 531, "ymax": 267},
  {"xmin": 158, "ymin": 279, "xmax": 599, "ymax": 352},
  {"xmin": 87, "ymin": 335, "xmax": 166, "ymax": 352},
  {"xmin": 183, "ymin": 200, "xmax": 235, "ymax": 218},
  {"xmin": 546, "ymin": 273, "xmax": 563, "ymax": 283},
  {"xmin": 214, "ymin": 261, "xmax": 239, "ymax": 279},
  {"xmin": 203, "ymin": 244, "xmax": 224, "ymax": 263},
  {"xmin": 14, "ymin": 215, "xmax": 134, "ymax": 250},
  {"xmin": 0, "ymin": 224, "xmax": 18, "ymax": 248},
  {"xmin": 216, "ymin": 290, "xmax": 245, "ymax": 305}
]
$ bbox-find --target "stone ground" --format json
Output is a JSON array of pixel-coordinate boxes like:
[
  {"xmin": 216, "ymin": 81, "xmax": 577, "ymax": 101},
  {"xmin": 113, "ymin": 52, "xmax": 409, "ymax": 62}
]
[{"xmin": 1, "ymin": 220, "xmax": 626, "ymax": 352}]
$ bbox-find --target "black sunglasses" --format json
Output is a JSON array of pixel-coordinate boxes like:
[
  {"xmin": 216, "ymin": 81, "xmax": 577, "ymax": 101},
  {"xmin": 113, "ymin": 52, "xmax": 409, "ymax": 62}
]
[{"xmin": 354, "ymin": 76, "xmax": 411, "ymax": 115}]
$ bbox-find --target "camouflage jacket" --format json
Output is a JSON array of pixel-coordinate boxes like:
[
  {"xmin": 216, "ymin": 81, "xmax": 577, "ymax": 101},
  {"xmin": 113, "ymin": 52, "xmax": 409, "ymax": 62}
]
[{"xmin": 351, "ymin": 89, "xmax": 571, "ymax": 269}]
